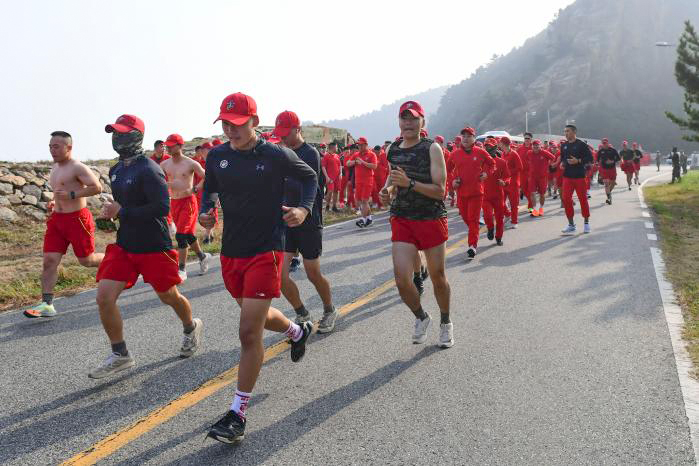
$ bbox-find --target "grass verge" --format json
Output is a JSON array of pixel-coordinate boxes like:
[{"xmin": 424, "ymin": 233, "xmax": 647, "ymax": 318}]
[{"xmin": 645, "ymin": 171, "xmax": 699, "ymax": 377}]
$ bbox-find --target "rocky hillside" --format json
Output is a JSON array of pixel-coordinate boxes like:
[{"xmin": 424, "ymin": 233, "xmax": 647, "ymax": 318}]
[
  {"xmin": 429, "ymin": 0, "xmax": 699, "ymax": 151},
  {"xmin": 0, "ymin": 163, "xmax": 112, "ymax": 223}
]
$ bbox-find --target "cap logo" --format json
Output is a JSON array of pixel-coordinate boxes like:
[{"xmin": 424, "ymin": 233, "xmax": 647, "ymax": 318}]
[
  {"xmin": 276, "ymin": 117, "xmax": 282, "ymax": 126},
  {"xmin": 406, "ymin": 103, "xmax": 413, "ymax": 108},
  {"xmin": 220, "ymin": 160, "xmax": 229, "ymax": 169},
  {"xmin": 226, "ymin": 100, "xmax": 235, "ymax": 111}
]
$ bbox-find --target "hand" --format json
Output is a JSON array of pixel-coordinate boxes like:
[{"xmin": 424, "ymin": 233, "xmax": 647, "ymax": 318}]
[
  {"xmin": 46, "ymin": 200, "xmax": 55, "ymax": 214},
  {"xmin": 568, "ymin": 157, "xmax": 580, "ymax": 165},
  {"xmin": 199, "ymin": 208, "xmax": 216, "ymax": 229},
  {"xmin": 453, "ymin": 178, "xmax": 462, "ymax": 189},
  {"xmin": 380, "ymin": 188, "xmax": 391, "ymax": 205},
  {"xmin": 282, "ymin": 206, "xmax": 308, "ymax": 227},
  {"xmin": 100, "ymin": 200, "xmax": 122, "ymax": 220},
  {"xmin": 498, "ymin": 180, "xmax": 507, "ymax": 186},
  {"xmin": 53, "ymin": 189, "xmax": 71, "ymax": 201},
  {"xmin": 479, "ymin": 172, "xmax": 488, "ymax": 181},
  {"xmin": 389, "ymin": 165, "xmax": 410, "ymax": 188}
]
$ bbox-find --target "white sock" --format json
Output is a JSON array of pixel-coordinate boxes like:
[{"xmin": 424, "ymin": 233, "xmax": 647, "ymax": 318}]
[
  {"xmin": 230, "ymin": 389, "xmax": 252, "ymax": 418},
  {"xmin": 368, "ymin": 215, "xmax": 373, "ymax": 220},
  {"xmin": 285, "ymin": 321, "xmax": 303, "ymax": 342}
]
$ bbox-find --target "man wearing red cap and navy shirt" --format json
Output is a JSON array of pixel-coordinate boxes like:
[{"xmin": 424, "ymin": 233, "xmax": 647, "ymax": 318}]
[
  {"xmin": 380, "ymin": 100, "xmax": 453, "ymax": 348},
  {"xmin": 90, "ymin": 114, "xmax": 203, "ymax": 379},
  {"xmin": 597, "ymin": 138, "xmax": 620, "ymax": 204},
  {"xmin": 273, "ymin": 110, "xmax": 338, "ymax": 334},
  {"xmin": 560, "ymin": 124, "xmax": 594, "ymax": 235},
  {"xmin": 160, "ymin": 134, "xmax": 211, "ymax": 280},
  {"xmin": 199, "ymin": 93, "xmax": 318, "ymax": 444},
  {"xmin": 619, "ymin": 140, "xmax": 636, "ymax": 191},
  {"xmin": 347, "ymin": 137, "xmax": 377, "ymax": 227},
  {"xmin": 447, "ymin": 126, "xmax": 495, "ymax": 259}
]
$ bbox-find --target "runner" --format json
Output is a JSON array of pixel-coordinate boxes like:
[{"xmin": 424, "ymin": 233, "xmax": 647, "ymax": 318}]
[
  {"xmin": 273, "ymin": 110, "xmax": 338, "ymax": 333},
  {"xmin": 517, "ymin": 132, "xmax": 534, "ymax": 212},
  {"xmin": 160, "ymin": 134, "xmax": 212, "ymax": 280},
  {"xmin": 194, "ymin": 142, "xmax": 218, "ymax": 244},
  {"xmin": 339, "ymin": 145, "xmax": 355, "ymax": 211},
  {"xmin": 379, "ymin": 100, "xmax": 452, "ymax": 348},
  {"xmin": 150, "ymin": 140, "xmax": 175, "ymax": 234},
  {"xmin": 90, "ymin": 114, "xmax": 202, "ymax": 379},
  {"xmin": 548, "ymin": 141, "xmax": 560, "ymax": 199},
  {"xmin": 619, "ymin": 140, "xmax": 635, "ymax": 190},
  {"xmin": 527, "ymin": 140, "xmax": 556, "ymax": 217},
  {"xmin": 632, "ymin": 142, "xmax": 643, "ymax": 185},
  {"xmin": 201, "ymin": 93, "xmax": 316, "ymax": 444},
  {"xmin": 560, "ymin": 124, "xmax": 594, "ymax": 235},
  {"xmin": 373, "ymin": 145, "xmax": 389, "ymax": 209},
  {"xmin": 482, "ymin": 140, "xmax": 511, "ymax": 245},
  {"xmin": 597, "ymin": 138, "xmax": 621, "ymax": 204},
  {"xmin": 499, "ymin": 137, "xmax": 523, "ymax": 229},
  {"xmin": 447, "ymin": 127, "xmax": 495, "ymax": 259},
  {"xmin": 347, "ymin": 137, "xmax": 377, "ymax": 228},
  {"xmin": 24, "ymin": 131, "xmax": 105, "ymax": 319},
  {"xmin": 446, "ymin": 139, "xmax": 459, "ymax": 207},
  {"xmin": 321, "ymin": 142, "xmax": 342, "ymax": 212}
]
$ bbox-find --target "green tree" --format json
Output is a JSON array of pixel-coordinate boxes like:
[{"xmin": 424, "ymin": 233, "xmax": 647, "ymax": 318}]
[{"xmin": 667, "ymin": 21, "xmax": 699, "ymax": 142}]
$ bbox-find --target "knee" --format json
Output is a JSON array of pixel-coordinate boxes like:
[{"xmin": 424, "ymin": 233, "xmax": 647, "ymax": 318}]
[
  {"xmin": 238, "ymin": 323, "xmax": 261, "ymax": 348},
  {"xmin": 96, "ymin": 289, "xmax": 117, "ymax": 309},
  {"xmin": 43, "ymin": 255, "xmax": 61, "ymax": 270},
  {"xmin": 175, "ymin": 233, "xmax": 196, "ymax": 249},
  {"xmin": 157, "ymin": 288, "xmax": 181, "ymax": 306},
  {"xmin": 305, "ymin": 266, "xmax": 323, "ymax": 284},
  {"xmin": 430, "ymin": 270, "xmax": 448, "ymax": 289},
  {"xmin": 394, "ymin": 272, "xmax": 414, "ymax": 293},
  {"xmin": 77, "ymin": 256, "xmax": 93, "ymax": 267}
]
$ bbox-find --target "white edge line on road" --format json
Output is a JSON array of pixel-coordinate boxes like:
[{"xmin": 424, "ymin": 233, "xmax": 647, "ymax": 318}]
[
  {"xmin": 642, "ymin": 211, "xmax": 651, "ymax": 218},
  {"xmin": 645, "ymin": 222, "xmax": 655, "ymax": 229},
  {"xmin": 641, "ymin": 172, "xmax": 699, "ymax": 462},
  {"xmin": 647, "ymin": 233, "xmax": 658, "ymax": 241}
]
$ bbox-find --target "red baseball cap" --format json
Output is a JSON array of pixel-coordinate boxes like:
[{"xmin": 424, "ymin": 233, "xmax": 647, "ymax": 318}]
[
  {"xmin": 214, "ymin": 93, "xmax": 257, "ymax": 125},
  {"xmin": 435, "ymin": 135, "xmax": 445, "ymax": 143},
  {"xmin": 212, "ymin": 138, "xmax": 223, "ymax": 145},
  {"xmin": 319, "ymin": 143, "xmax": 327, "ymax": 148},
  {"xmin": 399, "ymin": 101, "xmax": 425, "ymax": 118},
  {"xmin": 201, "ymin": 142, "xmax": 214, "ymax": 149},
  {"xmin": 420, "ymin": 129, "xmax": 428, "ymax": 138},
  {"xmin": 623, "ymin": 140, "xmax": 628, "ymax": 144},
  {"xmin": 484, "ymin": 139, "xmax": 497, "ymax": 148},
  {"xmin": 460, "ymin": 127, "xmax": 476, "ymax": 136},
  {"xmin": 500, "ymin": 137, "xmax": 511, "ymax": 145},
  {"xmin": 455, "ymin": 136, "xmax": 463, "ymax": 142},
  {"xmin": 273, "ymin": 111, "xmax": 301, "ymax": 138},
  {"xmin": 357, "ymin": 137, "xmax": 368, "ymax": 145},
  {"xmin": 533, "ymin": 139, "xmax": 542, "ymax": 145},
  {"xmin": 105, "ymin": 114, "xmax": 145, "ymax": 134},
  {"xmin": 164, "ymin": 134, "xmax": 184, "ymax": 147}
]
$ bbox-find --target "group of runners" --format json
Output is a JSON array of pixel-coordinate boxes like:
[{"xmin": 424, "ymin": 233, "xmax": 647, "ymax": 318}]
[{"xmin": 20, "ymin": 93, "xmax": 645, "ymax": 444}]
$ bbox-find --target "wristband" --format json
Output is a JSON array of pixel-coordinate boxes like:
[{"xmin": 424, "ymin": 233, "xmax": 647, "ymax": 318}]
[
  {"xmin": 70, "ymin": 191, "xmax": 76, "ymax": 200},
  {"xmin": 408, "ymin": 179, "xmax": 416, "ymax": 191}
]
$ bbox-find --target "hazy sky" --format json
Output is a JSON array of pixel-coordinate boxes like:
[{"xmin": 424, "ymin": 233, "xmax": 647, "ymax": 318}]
[{"xmin": 0, "ymin": 0, "xmax": 575, "ymax": 162}]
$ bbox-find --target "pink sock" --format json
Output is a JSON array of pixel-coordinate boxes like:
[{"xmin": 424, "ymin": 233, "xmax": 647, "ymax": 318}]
[
  {"xmin": 285, "ymin": 321, "xmax": 303, "ymax": 342},
  {"xmin": 230, "ymin": 389, "xmax": 251, "ymax": 418}
]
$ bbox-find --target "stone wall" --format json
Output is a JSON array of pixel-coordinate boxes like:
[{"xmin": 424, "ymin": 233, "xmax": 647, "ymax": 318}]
[{"xmin": 0, "ymin": 163, "xmax": 112, "ymax": 223}]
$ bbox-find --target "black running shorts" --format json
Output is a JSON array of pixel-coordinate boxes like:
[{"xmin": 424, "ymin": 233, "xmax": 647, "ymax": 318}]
[{"xmin": 284, "ymin": 227, "xmax": 323, "ymax": 260}]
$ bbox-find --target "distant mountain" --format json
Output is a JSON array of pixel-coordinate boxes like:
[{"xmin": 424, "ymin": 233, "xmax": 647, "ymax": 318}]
[
  {"xmin": 429, "ymin": 0, "xmax": 699, "ymax": 151},
  {"xmin": 320, "ymin": 86, "xmax": 448, "ymax": 145}
]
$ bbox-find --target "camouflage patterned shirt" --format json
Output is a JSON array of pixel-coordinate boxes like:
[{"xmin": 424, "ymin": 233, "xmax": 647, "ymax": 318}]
[{"xmin": 387, "ymin": 138, "xmax": 447, "ymax": 221}]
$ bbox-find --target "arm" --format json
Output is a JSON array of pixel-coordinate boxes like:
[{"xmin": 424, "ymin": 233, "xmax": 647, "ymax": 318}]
[
  {"xmin": 514, "ymin": 152, "xmax": 523, "ymax": 172},
  {"xmin": 119, "ymin": 163, "xmax": 170, "ymax": 221},
  {"xmin": 74, "ymin": 164, "xmax": 103, "ymax": 198},
  {"xmin": 364, "ymin": 153, "xmax": 378, "ymax": 170},
  {"xmin": 581, "ymin": 144, "xmax": 594, "ymax": 168},
  {"xmin": 501, "ymin": 160, "xmax": 511, "ymax": 185},
  {"xmin": 199, "ymin": 155, "xmax": 219, "ymax": 215},
  {"xmin": 192, "ymin": 159, "xmax": 206, "ymax": 193},
  {"xmin": 282, "ymin": 148, "xmax": 318, "ymax": 214}
]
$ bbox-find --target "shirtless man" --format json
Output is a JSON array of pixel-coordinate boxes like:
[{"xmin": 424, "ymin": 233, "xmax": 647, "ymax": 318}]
[
  {"xmin": 160, "ymin": 134, "xmax": 211, "ymax": 280},
  {"xmin": 24, "ymin": 131, "xmax": 104, "ymax": 318}
]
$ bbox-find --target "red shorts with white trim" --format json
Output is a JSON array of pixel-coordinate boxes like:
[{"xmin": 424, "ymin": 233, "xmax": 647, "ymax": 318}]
[
  {"xmin": 621, "ymin": 161, "xmax": 635, "ymax": 174},
  {"xmin": 390, "ymin": 216, "xmax": 449, "ymax": 251},
  {"xmin": 43, "ymin": 207, "xmax": 95, "ymax": 258},
  {"xmin": 528, "ymin": 175, "xmax": 548, "ymax": 196},
  {"xmin": 96, "ymin": 244, "xmax": 181, "ymax": 292},
  {"xmin": 355, "ymin": 182, "xmax": 373, "ymax": 201},
  {"xmin": 171, "ymin": 195, "xmax": 197, "ymax": 234},
  {"xmin": 599, "ymin": 167, "xmax": 618, "ymax": 181},
  {"xmin": 220, "ymin": 251, "xmax": 283, "ymax": 300}
]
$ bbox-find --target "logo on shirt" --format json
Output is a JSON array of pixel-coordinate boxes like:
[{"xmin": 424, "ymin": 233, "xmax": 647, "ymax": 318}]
[
  {"xmin": 473, "ymin": 157, "xmax": 477, "ymax": 161},
  {"xmin": 126, "ymin": 178, "xmax": 134, "ymax": 185},
  {"xmin": 220, "ymin": 160, "xmax": 229, "ymax": 169},
  {"xmin": 111, "ymin": 174, "xmax": 116, "ymax": 182},
  {"xmin": 256, "ymin": 164, "xmax": 265, "ymax": 171}
]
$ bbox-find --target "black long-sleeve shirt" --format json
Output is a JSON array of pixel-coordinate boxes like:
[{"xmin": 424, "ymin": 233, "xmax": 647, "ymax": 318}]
[
  {"xmin": 560, "ymin": 139, "xmax": 594, "ymax": 179},
  {"xmin": 201, "ymin": 139, "xmax": 318, "ymax": 258},
  {"xmin": 284, "ymin": 142, "xmax": 324, "ymax": 230},
  {"xmin": 597, "ymin": 147, "xmax": 621, "ymax": 168},
  {"xmin": 110, "ymin": 155, "xmax": 172, "ymax": 253}
]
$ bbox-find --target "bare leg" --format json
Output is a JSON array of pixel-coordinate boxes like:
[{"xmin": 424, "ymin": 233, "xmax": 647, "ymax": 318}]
[
  {"xmin": 281, "ymin": 252, "xmax": 303, "ymax": 309},
  {"xmin": 96, "ymin": 279, "xmax": 127, "ymax": 344},
  {"xmin": 423, "ymin": 243, "xmax": 450, "ymax": 316},
  {"xmin": 392, "ymin": 242, "xmax": 421, "ymax": 314},
  {"xmin": 77, "ymin": 252, "xmax": 104, "ymax": 268},
  {"xmin": 303, "ymin": 258, "xmax": 333, "ymax": 308},
  {"xmin": 41, "ymin": 252, "xmax": 63, "ymax": 295},
  {"xmin": 155, "ymin": 286, "xmax": 193, "ymax": 328}
]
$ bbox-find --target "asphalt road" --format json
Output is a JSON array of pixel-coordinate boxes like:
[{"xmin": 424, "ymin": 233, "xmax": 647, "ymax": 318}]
[{"xmin": 1, "ymin": 166, "xmax": 694, "ymax": 465}]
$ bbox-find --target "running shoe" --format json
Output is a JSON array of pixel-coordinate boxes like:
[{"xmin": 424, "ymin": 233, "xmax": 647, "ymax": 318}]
[
  {"xmin": 207, "ymin": 410, "xmax": 246, "ymax": 444},
  {"xmin": 587, "ymin": 193, "xmax": 591, "ymax": 199},
  {"xmin": 355, "ymin": 219, "xmax": 365, "ymax": 228},
  {"xmin": 528, "ymin": 207, "xmax": 533, "ymax": 213},
  {"xmin": 24, "ymin": 302, "xmax": 56, "ymax": 318},
  {"xmin": 364, "ymin": 218, "xmax": 373, "ymax": 227},
  {"xmin": 413, "ymin": 274, "xmax": 425, "ymax": 296},
  {"xmin": 479, "ymin": 218, "xmax": 486, "ymax": 226},
  {"xmin": 178, "ymin": 269, "xmax": 188, "ymax": 281},
  {"xmin": 496, "ymin": 238, "xmax": 503, "ymax": 246},
  {"xmin": 317, "ymin": 308, "xmax": 338, "ymax": 334},
  {"xmin": 605, "ymin": 198, "xmax": 611, "ymax": 205},
  {"xmin": 530, "ymin": 209, "xmax": 539, "ymax": 217},
  {"xmin": 487, "ymin": 229, "xmax": 494, "ymax": 241},
  {"xmin": 539, "ymin": 208, "xmax": 544, "ymax": 217},
  {"xmin": 420, "ymin": 266, "xmax": 429, "ymax": 281},
  {"xmin": 508, "ymin": 223, "xmax": 518, "ymax": 230},
  {"xmin": 294, "ymin": 311, "xmax": 311, "ymax": 325},
  {"xmin": 88, "ymin": 352, "xmax": 135, "ymax": 379},
  {"xmin": 199, "ymin": 253, "xmax": 212, "ymax": 275},
  {"xmin": 332, "ymin": 207, "xmax": 339, "ymax": 213},
  {"xmin": 202, "ymin": 236, "xmax": 210, "ymax": 245},
  {"xmin": 413, "ymin": 313, "xmax": 432, "ymax": 344},
  {"xmin": 583, "ymin": 223, "xmax": 591, "ymax": 234},
  {"xmin": 628, "ymin": 186, "xmax": 632, "ymax": 191},
  {"xmin": 289, "ymin": 257, "xmax": 300, "ymax": 273},
  {"xmin": 439, "ymin": 322, "xmax": 454, "ymax": 348},
  {"xmin": 552, "ymin": 194, "xmax": 558, "ymax": 200},
  {"xmin": 290, "ymin": 321, "xmax": 313, "ymax": 362},
  {"xmin": 180, "ymin": 318, "xmax": 203, "ymax": 358},
  {"xmin": 467, "ymin": 247, "xmax": 477, "ymax": 259},
  {"xmin": 561, "ymin": 224, "xmax": 576, "ymax": 236}
]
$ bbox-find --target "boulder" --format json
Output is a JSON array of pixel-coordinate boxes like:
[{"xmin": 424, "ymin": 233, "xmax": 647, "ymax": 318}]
[
  {"xmin": 0, "ymin": 206, "xmax": 18, "ymax": 222},
  {"xmin": 87, "ymin": 196, "xmax": 103, "ymax": 209},
  {"xmin": 0, "ymin": 174, "xmax": 26, "ymax": 187},
  {"xmin": 7, "ymin": 194, "xmax": 22, "ymax": 205},
  {"xmin": 22, "ymin": 184, "xmax": 42, "ymax": 199},
  {"xmin": 0, "ymin": 182, "xmax": 13, "ymax": 195},
  {"xmin": 22, "ymin": 195, "xmax": 38, "ymax": 206},
  {"xmin": 102, "ymin": 183, "xmax": 111, "ymax": 194},
  {"xmin": 41, "ymin": 191, "xmax": 54, "ymax": 202},
  {"xmin": 18, "ymin": 205, "xmax": 46, "ymax": 222},
  {"xmin": 37, "ymin": 202, "xmax": 47, "ymax": 211},
  {"xmin": 0, "ymin": 196, "xmax": 9, "ymax": 207}
]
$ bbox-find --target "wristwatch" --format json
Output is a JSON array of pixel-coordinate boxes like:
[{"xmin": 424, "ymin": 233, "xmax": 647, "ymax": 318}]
[
  {"xmin": 70, "ymin": 191, "xmax": 76, "ymax": 200},
  {"xmin": 408, "ymin": 179, "xmax": 416, "ymax": 191}
]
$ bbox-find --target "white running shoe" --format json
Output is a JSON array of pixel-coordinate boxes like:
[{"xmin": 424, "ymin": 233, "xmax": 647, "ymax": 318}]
[
  {"xmin": 199, "ymin": 253, "xmax": 212, "ymax": 275},
  {"xmin": 23, "ymin": 302, "xmax": 57, "ymax": 318},
  {"xmin": 561, "ymin": 224, "xmax": 576, "ymax": 236},
  {"xmin": 508, "ymin": 224, "xmax": 518, "ymax": 230},
  {"xmin": 413, "ymin": 313, "xmax": 432, "ymax": 344},
  {"xmin": 88, "ymin": 352, "xmax": 135, "ymax": 379},
  {"xmin": 181, "ymin": 318, "xmax": 203, "ymax": 357},
  {"xmin": 583, "ymin": 223, "xmax": 591, "ymax": 234},
  {"xmin": 439, "ymin": 323, "xmax": 454, "ymax": 348},
  {"xmin": 178, "ymin": 269, "xmax": 188, "ymax": 281},
  {"xmin": 467, "ymin": 247, "xmax": 477, "ymax": 259},
  {"xmin": 169, "ymin": 222, "xmax": 177, "ymax": 236}
]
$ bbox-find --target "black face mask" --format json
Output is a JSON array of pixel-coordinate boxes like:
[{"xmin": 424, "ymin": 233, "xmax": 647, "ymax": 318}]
[{"xmin": 112, "ymin": 130, "xmax": 145, "ymax": 160}]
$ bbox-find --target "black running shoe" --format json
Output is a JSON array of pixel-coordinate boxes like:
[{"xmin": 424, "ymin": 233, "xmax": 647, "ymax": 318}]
[
  {"xmin": 487, "ymin": 229, "xmax": 494, "ymax": 241},
  {"xmin": 289, "ymin": 257, "xmax": 300, "ymax": 273},
  {"xmin": 413, "ymin": 274, "xmax": 424, "ymax": 296},
  {"xmin": 552, "ymin": 194, "xmax": 558, "ymax": 200},
  {"xmin": 332, "ymin": 206, "xmax": 339, "ymax": 213},
  {"xmin": 355, "ymin": 219, "xmax": 365, "ymax": 228},
  {"xmin": 496, "ymin": 238, "xmax": 503, "ymax": 246},
  {"xmin": 420, "ymin": 266, "xmax": 429, "ymax": 281},
  {"xmin": 290, "ymin": 321, "xmax": 313, "ymax": 363},
  {"xmin": 207, "ymin": 410, "xmax": 246, "ymax": 444},
  {"xmin": 364, "ymin": 218, "xmax": 373, "ymax": 227}
]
